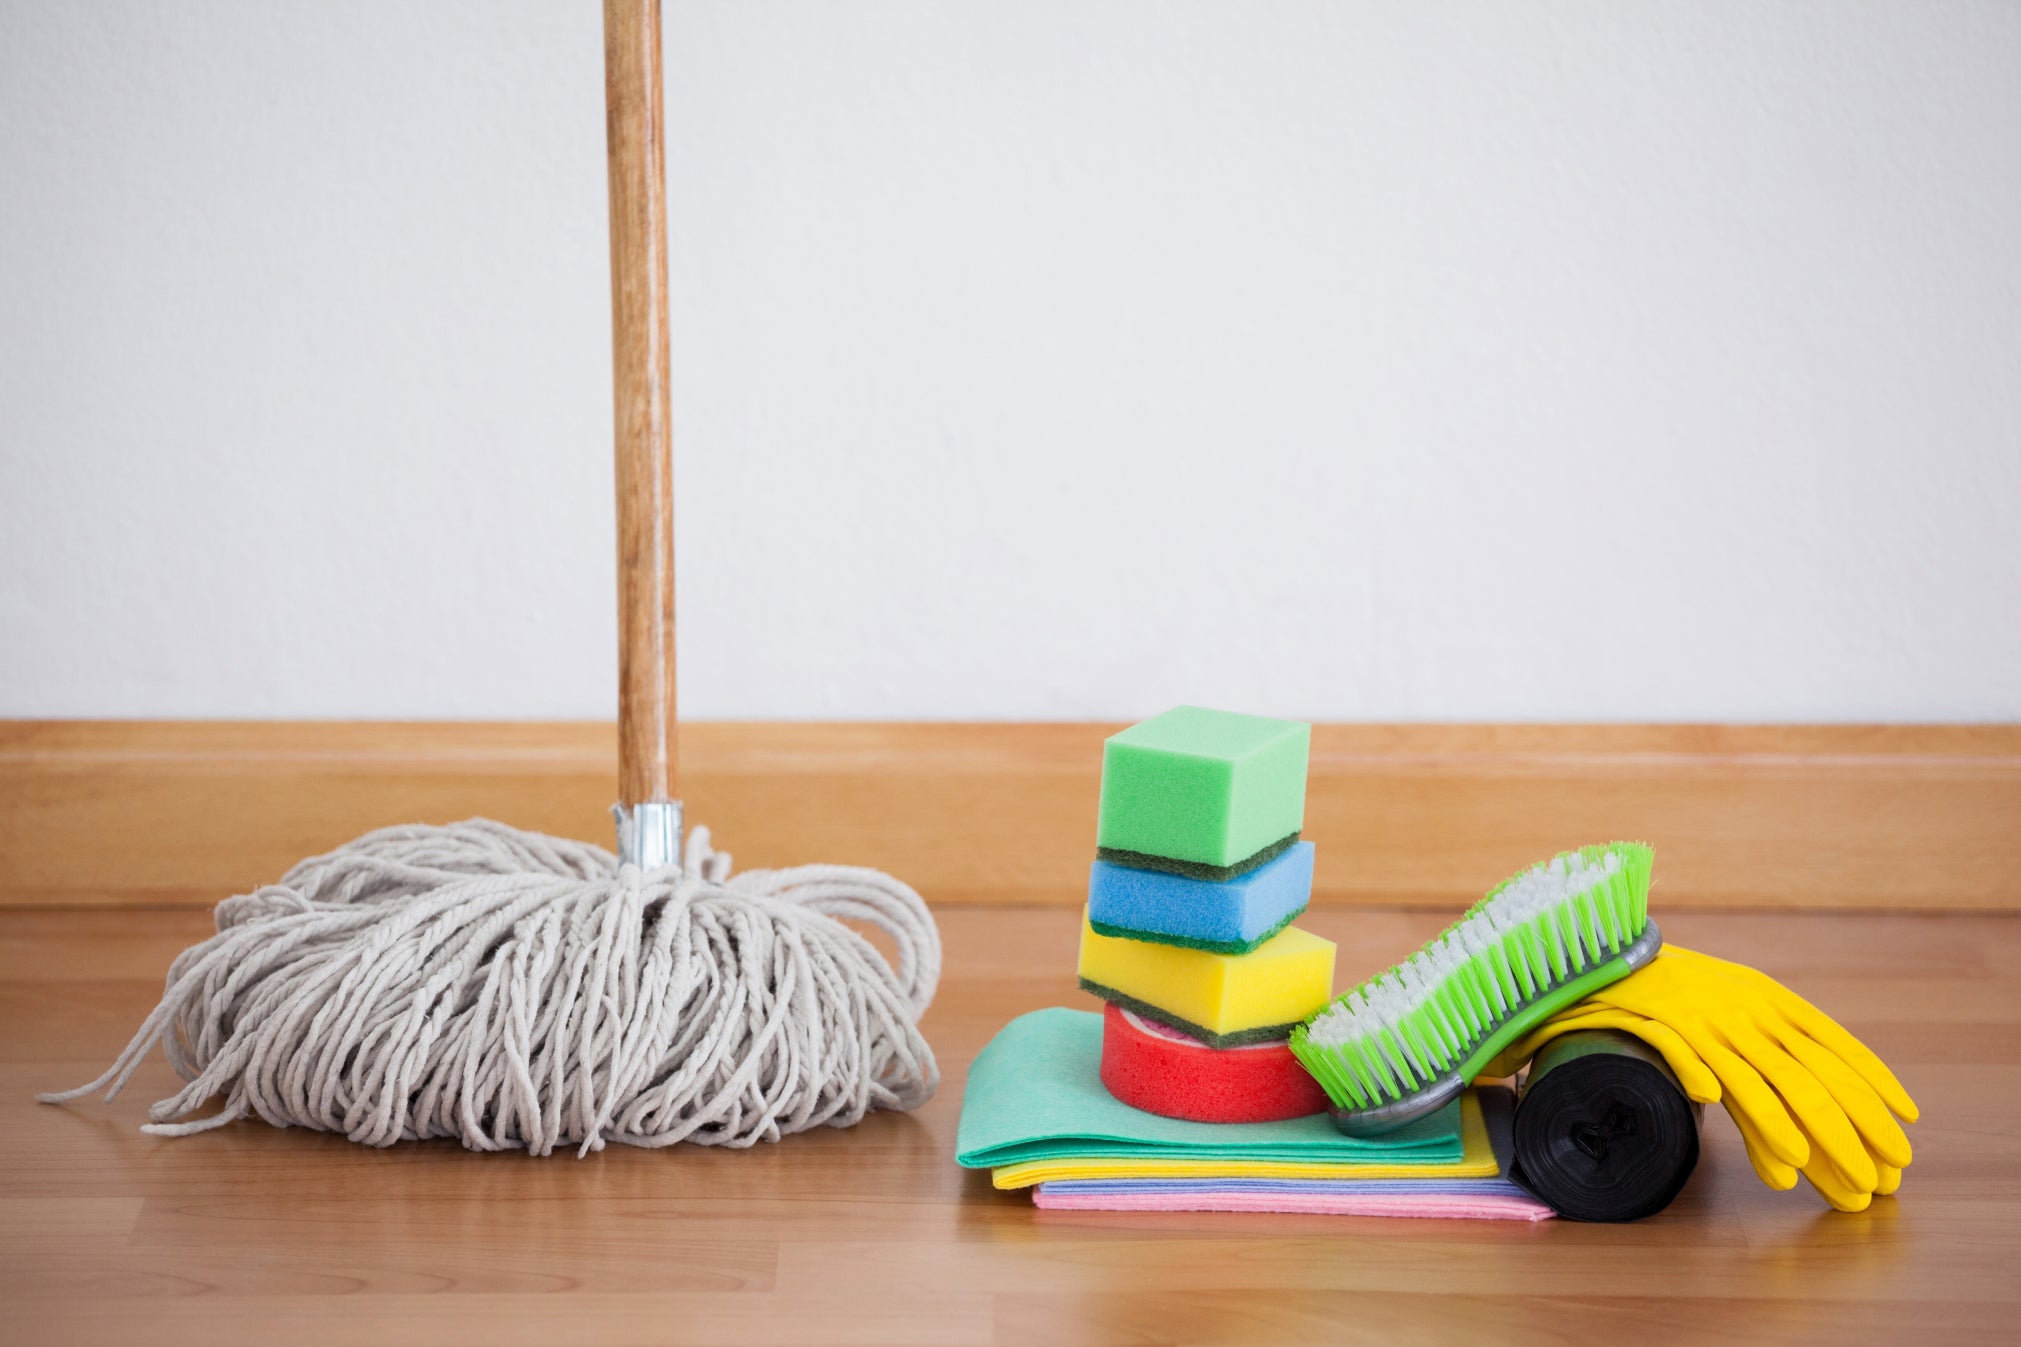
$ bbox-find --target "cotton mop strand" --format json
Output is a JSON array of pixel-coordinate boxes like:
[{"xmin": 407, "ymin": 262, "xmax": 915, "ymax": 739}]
[{"xmin": 40, "ymin": 0, "xmax": 940, "ymax": 1155}]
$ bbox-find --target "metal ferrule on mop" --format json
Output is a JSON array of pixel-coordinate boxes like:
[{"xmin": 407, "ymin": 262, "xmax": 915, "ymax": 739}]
[{"xmin": 615, "ymin": 800, "xmax": 683, "ymax": 871}]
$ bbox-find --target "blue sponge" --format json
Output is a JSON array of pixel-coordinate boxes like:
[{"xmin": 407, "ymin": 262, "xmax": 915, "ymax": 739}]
[{"xmin": 1087, "ymin": 842, "xmax": 1316, "ymax": 953}]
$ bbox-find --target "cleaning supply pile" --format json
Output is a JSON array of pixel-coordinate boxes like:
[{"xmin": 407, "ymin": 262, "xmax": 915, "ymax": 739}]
[
  {"xmin": 956, "ymin": 705, "xmax": 1922, "ymax": 1220},
  {"xmin": 959, "ymin": 707, "xmax": 1552, "ymax": 1220}
]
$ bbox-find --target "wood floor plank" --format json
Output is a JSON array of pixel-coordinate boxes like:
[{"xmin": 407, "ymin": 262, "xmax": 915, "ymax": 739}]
[
  {"xmin": 994, "ymin": 1291, "xmax": 2019, "ymax": 1347},
  {"xmin": 11, "ymin": 1293, "xmax": 996, "ymax": 1347},
  {"xmin": 5, "ymin": 905, "xmax": 2016, "ymax": 1345}
]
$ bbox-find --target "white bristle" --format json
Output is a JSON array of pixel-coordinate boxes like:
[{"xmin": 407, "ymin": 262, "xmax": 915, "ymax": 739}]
[{"xmin": 1302, "ymin": 847, "xmax": 1625, "ymax": 1052}]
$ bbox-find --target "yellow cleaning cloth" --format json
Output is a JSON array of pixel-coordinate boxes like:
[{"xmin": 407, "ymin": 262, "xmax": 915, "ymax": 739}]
[
  {"xmin": 992, "ymin": 1090, "xmax": 1500, "ymax": 1189},
  {"xmin": 1076, "ymin": 910, "xmax": 1335, "ymax": 1045}
]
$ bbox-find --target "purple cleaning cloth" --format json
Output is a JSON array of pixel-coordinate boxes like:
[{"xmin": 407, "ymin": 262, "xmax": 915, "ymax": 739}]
[
  {"xmin": 1032, "ymin": 1182, "xmax": 1553, "ymax": 1220},
  {"xmin": 1043, "ymin": 1178, "xmax": 1535, "ymax": 1197}
]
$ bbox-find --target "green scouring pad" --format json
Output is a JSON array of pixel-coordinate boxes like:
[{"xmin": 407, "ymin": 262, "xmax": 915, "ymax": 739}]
[
  {"xmin": 1096, "ymin": 706, "xmax": 1310, "ymax": 874},
  {"xmin": 1096, "ymin": 832, "xmax": 1301, "ymax": 882}
]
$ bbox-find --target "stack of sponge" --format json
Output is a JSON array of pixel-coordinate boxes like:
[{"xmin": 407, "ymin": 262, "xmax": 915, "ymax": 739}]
[
  {"xmin": 954, "ymin": 704, "xmax": 1554, "ymax": 1221},
  {"xmin": 1078, "ymin": 706, "xmax": 1337, "ymax": 1124}
]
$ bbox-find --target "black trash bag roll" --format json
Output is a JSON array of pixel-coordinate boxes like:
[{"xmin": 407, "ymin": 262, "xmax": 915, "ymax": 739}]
[{"xmin": 1511, "ymin": 1029, "xmax": 1700, "ymax": 1222}]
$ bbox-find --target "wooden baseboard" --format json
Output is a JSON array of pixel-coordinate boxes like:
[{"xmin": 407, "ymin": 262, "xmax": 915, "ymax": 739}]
[{"xmin": 1, "ymin": 720, "xmax": 2016, "ymax": 911}]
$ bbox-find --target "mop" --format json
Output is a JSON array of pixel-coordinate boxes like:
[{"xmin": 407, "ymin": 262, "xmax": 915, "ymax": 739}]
[{"xmin": 39, "ymin": 0, "xmax": 940, "ymax": 1155}]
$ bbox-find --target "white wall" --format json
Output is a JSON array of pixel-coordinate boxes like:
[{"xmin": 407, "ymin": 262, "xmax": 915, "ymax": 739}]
[{"xmin": 4, "ymin": 1, "xmax": 2017, "ymax": 721}]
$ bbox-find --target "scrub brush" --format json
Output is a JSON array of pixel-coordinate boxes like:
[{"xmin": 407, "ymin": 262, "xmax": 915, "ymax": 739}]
[{"xmin": 1290, "ymin": 842, "xmax": 1660, "ymax": 1136}]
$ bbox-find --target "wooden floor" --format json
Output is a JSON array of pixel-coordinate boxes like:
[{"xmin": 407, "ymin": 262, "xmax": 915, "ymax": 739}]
[{"xmin": 5, "ymin": 903, "xmax": 2016, "ymax": 1347}]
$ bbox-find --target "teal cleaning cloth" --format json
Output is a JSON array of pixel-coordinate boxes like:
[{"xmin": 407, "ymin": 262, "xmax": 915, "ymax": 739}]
[{"xmin": 956, "ymin": 1007, "xmax": 1464, "ymax": 1168}]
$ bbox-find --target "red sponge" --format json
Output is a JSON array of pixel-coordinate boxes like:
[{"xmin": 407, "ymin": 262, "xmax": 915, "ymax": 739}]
[{"xmin": 1099, "ymin": 1001, "xmax": 1330, "ymax": 1123}]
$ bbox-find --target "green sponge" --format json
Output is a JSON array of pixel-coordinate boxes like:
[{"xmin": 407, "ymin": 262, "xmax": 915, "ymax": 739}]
[{"xmin": 1096, "ymin": 706, "xmax": 1310, "ymax": 871}]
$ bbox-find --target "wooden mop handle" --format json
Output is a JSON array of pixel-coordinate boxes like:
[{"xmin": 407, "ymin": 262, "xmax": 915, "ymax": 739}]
[{"xmin": 604, "ymin": 0, "xmax": 677, "ymax": 806}]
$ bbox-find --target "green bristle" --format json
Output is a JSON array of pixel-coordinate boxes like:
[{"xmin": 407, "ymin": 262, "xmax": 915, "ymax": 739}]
[{"xmin": 1291, "ymin": 841, "xmax": 1657, "ymax": 1122}]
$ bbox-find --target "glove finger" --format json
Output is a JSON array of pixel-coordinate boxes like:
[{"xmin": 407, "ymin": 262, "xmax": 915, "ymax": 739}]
[
  {"xmin": 1488, "ymin": 1003, "xmax": 1717, "ymax": 1090},
  {"xmin": 1691, "ymin": 942, "xmax": 1920, "ymax": 1122},
  {"xmin": 1477, "ymin": 1008, "xmax": 1613, "ymax": 1079},
  {"xmin": 1674, "ymin": 1022, "xmax": 1810, "ymax": 1168},
  {"xmin": 1798, "ymin": 1129, "xmax": 1877, "ymax": 1213},
  {"xmin": 1729, "ymin": 1108, "xmax": 1800, "ymax": 1191},
  {"xmin": 1664, "ymin": 944, "xmax": 1917, "ymax": 1121},
  {"xmin": 1875, "ymin": 1162, "xmax": 1903, "ymax": 1196},
  {"xmin": 1772, "ymin": 1025, "xmax": 1914, "ymax": 1168},
  {"xmin": 1771, "ymin": 992, "xmax": 1920, "ymax": 1124},
  {"xmin": 1723, "ymin": 1021, "xmax": 1879, "ymax": 1193},
  {"xmin": 1480, "ymin": 1007, "xmax": 1707, "ymax": 1087},
  {"xmin": 1817, "ymin": 1138, "xmax": 1875, "ymax": 1194},
  {"xmin": 1585, "ymin": 953, "xmax": 1687, "ymax": 1013},
  {"xmin": 1581, "ymin": 1011, "xmax": 1722, "ymax": 1103},
  {"xmin": 1649, "ymin": 945, "xmax": 1751, "ymax": 983},
  {"xmin": 1803, "ymin": 1154, "xmax": 1875, "ymax": 1213}
]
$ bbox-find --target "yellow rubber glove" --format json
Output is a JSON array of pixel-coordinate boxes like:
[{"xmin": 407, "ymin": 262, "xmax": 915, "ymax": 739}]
[
  {"xmin": 1483, "ymin": 1004, "xmax": 1720, "ymax": 1102},
  {"xmin": 1484, "ymin": 1002, "xmax": 1910, "ymax": 1212},
  {"xmin": 1727, "ymin": 1099, "xmax": 1904, "ymax": 1213},
  {"xmin": 1480, "ymin": 946, "xmax": 1918, "ymax": 1212}
]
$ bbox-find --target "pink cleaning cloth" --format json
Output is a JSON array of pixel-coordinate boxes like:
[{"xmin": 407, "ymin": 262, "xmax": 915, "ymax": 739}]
[{"xmin": 1032, "ymin": 1187, "xmax": 1554, "ymax": 1220}]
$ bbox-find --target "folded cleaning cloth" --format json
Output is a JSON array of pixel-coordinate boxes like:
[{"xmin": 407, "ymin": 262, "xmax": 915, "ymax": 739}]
[
  {"xmin": 992, "ymin": 1091, "xmax": 1497, "ymax": 1188},
  {"xmin": 958, "ymin": 1008, "xmax": 1493, "ymax": 1190},
  {"xmin": 1031, "ymin": 1087, "xmax": 1554, "ymax": 1221},
  {"xmin": 1033, "ymin": 1187, "xmax": 1552, "ymax": 1219}
]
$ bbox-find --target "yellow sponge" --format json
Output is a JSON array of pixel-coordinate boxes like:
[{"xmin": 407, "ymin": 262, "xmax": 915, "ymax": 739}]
[{"xmin": 1076, "ymin": 912, "xmax": 1335, "ymax": 1047}]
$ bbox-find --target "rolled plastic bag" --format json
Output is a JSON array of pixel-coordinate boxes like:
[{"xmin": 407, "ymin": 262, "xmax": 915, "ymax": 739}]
[{"xmin": 1512, "ymin": 1029, "xmax": 1700, "ymax": 1222}]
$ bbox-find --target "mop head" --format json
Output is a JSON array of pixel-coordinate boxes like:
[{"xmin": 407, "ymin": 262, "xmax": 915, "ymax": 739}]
[{"xmin": 41, "ymin": 819, "xmax": 941, "ymax": 1155}]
